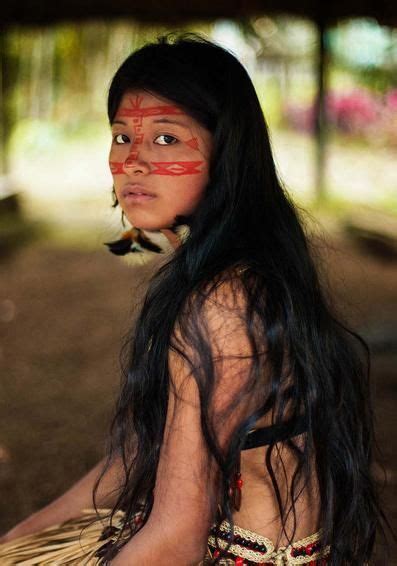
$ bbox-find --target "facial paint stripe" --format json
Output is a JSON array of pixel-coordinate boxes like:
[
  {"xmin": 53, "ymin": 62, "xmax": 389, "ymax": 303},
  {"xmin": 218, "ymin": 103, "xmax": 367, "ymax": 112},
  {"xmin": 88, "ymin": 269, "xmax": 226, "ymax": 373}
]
[
  {"xmin": 111, "ymin": 97, "xmax": 203, "ymax": 178},
  {"xmin": 125, "ymin": 154, "xmax": 139, "ymax": 164},
  {"xmin": 185, "ymin": 138, "xmax": 200, "ymax": 150},
  {"xmin": 116, "ymin": 105, "xmax": 185, "ymax": 119},
  {"xmin": 151, "ymin": 161, "xmax": 204, "ymax": 175},
  {"xmin": 109, "ymin": 160, "xmax": 204, "ymax": 176},
  {"xmin": 110, "ymin": 161, "xmax": 125, "ymax": 175}
]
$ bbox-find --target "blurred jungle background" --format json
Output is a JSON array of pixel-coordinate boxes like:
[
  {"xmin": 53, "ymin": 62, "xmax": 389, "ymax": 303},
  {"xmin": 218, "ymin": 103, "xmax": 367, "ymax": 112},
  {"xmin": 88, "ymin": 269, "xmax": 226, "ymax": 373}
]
[{"xmin": 0, "ymin": 5, "xmax": 396, "ymax": 562}]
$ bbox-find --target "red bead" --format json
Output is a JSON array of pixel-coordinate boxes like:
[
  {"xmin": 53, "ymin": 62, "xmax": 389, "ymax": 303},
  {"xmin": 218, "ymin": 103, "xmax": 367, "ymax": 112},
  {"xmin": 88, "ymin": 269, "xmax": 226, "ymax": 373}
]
[
  {"xmin": 305, "ymin": 543, "xmax": 314, "ymax": 555},
  {"xmin": 213, "ymin": 549, "xmax": 220, "ymax": 558},
  {"xmin": 235, "ymin": 558, "xmax": 244, "ymax": 566},
  {"xmin": 236, "ymin": 478, "xmax": 243, "ymax": 489}
]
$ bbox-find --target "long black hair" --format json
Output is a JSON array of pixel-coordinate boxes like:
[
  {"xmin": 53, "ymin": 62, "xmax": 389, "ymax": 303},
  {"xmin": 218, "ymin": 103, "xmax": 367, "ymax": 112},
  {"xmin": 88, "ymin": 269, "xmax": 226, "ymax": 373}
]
[{"xmin": 96, "ymin": 33, "xmax": 385, "ymax": 564}]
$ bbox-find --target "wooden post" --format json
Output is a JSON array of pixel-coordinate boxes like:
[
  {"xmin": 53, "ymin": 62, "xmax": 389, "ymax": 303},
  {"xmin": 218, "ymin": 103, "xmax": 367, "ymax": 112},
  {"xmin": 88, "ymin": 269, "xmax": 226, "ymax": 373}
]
[
  {"xmin": 0, "ymin": 28, "xmax": 12, "ymax": 180},
  {"xmin": 314, "ymin": 18, "xmax": 327, "ymax": 202},
  {"xmin": 0, "ymin": 29, "xmax": 7, "ymax": 177}
]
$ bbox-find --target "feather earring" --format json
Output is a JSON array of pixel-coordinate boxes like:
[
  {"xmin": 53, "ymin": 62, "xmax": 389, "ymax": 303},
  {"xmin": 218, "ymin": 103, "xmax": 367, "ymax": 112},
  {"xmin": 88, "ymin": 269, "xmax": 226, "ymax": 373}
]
[
  {"xmin": 104, "ymin": 227, "xmax": 164, "ymax": 256},
  {"xmin": 104, "ymin": 214, "xmax": 192, "ymax": 261},
  {"xmin": 105, "ymin": 187, "xmax": 165, "ymax": 258}
]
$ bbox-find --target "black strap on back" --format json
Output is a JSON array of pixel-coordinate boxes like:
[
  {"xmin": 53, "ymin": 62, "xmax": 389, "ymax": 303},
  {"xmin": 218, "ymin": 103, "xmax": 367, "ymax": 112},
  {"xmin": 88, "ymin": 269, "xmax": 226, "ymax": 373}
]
[{"xmin": 241, "ymin": 414, "xmax": 308, "ymax": 451}]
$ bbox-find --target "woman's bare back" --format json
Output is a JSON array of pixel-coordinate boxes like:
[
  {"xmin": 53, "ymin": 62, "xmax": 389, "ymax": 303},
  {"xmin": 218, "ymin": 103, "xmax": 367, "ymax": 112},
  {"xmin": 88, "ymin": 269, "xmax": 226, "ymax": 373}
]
[{"xmin": 233, "ymin": 427, "xmax": 321, "ymax": 549}]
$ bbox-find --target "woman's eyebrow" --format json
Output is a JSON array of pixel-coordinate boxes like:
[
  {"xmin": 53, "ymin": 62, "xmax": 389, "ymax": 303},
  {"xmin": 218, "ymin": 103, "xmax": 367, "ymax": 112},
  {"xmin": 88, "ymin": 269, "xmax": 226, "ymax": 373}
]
[
  {"xmin": 111, "ymin": 118, "xmax": 190, "ymax": 130},
  {"xmin": 152, "ymin": 118, "xmax": 190, "ymax": 130}
]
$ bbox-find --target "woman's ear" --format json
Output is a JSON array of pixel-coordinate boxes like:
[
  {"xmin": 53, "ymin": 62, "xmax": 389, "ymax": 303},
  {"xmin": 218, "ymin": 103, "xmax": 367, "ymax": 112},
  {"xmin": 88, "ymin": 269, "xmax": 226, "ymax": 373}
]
[{"xmin": 111, "ymin": 185, "xmax": 119, "ymax": 208}]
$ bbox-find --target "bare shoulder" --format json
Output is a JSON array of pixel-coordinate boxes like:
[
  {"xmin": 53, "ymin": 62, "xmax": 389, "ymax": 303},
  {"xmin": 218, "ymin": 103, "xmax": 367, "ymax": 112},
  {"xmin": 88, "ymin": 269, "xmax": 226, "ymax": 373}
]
[
  {"xmin": 171, "ymin": 264, "xmax": 266, "ymax": 387},
  {"xmin": 195, "ymin": 264, "xmax": 252, "ymax": 314}
]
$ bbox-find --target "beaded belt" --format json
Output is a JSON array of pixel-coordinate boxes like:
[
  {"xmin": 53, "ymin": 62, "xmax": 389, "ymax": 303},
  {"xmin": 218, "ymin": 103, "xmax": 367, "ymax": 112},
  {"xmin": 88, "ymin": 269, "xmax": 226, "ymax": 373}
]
[
  {"xmin": 204, "ymin": 520, "xmax": 330, "ymax": 565},
  {"xmin": 0, "ymin": 509, "xmax": 330, "ymax": 565},
  {"xmin": 94, "ymin": 512, "xmax": 330, "ymax": 565}
]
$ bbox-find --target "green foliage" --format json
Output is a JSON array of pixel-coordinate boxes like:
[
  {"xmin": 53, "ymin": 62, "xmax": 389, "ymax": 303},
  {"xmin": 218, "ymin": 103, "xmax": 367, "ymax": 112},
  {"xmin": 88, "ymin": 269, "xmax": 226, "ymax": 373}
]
[{"xmin": 329, "ymin": 19, "xmax": 397, "ymax": 92}]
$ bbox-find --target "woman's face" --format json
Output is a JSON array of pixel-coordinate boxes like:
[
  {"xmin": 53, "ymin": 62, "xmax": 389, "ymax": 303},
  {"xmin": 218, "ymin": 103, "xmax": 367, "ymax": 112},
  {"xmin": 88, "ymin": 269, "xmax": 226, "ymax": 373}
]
[{"xmin": 109, "ymin": 90, "xmax": 213, "ymax": 231}]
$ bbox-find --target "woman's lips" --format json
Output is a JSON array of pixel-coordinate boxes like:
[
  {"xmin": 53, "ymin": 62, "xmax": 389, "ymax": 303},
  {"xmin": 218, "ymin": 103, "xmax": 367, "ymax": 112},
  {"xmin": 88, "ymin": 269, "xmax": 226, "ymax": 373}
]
[
  {"xmin": 124, "ymin": 193, "xmax": 156, "ymax": 203},
  {"xmin": 121, "ymin": 184, "xmax": 157, "ymax": 203}
]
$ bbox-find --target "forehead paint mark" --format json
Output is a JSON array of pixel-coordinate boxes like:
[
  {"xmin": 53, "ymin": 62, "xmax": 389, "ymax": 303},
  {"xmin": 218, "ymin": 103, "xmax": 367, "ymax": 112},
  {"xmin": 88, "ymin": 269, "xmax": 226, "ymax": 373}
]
[
  {"xmin": 116, "ymin": 95, "xmax": 184, "ymax": 121},
  {"xmin": 129, "ymin": 94, "xmax": 143, "ymax": 108},
  {"xmin": 117, "ymin": 105, "xmax": 185, "ymax": 119},
  {"xmin": 113, "ymin": 98, "xmax": 147, "ymax": 169},
  {"xmin": 129, "ymin": 116, "xmax": 143, "ymax": 126},
  {"xmin": 185, "ymin": 137, "xmax": 200, "ymax": 150},
  {"xmin": 151, "ymin": 161, "xmax": 204, "ymax": 176}
]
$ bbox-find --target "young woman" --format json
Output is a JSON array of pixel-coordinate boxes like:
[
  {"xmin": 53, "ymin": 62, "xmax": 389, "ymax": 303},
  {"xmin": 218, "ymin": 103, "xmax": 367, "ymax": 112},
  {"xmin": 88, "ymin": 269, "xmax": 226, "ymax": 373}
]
[{"xmin": 0, "ymin": 33, "xmax": 385, "ymax": 565}]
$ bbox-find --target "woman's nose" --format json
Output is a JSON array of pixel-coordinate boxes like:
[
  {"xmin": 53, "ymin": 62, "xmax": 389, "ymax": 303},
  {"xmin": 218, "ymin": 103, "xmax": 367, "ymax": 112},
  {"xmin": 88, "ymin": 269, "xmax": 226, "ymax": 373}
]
[{"xmin": 123, "ymin": 150, "xmax": 150, "ymax": 175}]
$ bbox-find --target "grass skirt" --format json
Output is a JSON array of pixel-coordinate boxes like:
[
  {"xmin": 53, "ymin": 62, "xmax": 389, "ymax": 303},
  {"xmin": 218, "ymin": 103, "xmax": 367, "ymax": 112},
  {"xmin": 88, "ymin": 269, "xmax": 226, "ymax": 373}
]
[{"xmin": 0, "ymin": 509, "xmax": 330, "ymax": 565}]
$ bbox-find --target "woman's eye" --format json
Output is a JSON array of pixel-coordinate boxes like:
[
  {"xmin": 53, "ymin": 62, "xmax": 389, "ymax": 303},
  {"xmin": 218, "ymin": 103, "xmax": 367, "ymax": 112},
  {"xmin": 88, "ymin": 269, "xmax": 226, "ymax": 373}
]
[
  {"xmin": 114, "ymin": 134, "xmax": 130, "ymax": 144},
  {"xmin": 154, "ymin": 134, "xmax": 177, "ymax": 145}
]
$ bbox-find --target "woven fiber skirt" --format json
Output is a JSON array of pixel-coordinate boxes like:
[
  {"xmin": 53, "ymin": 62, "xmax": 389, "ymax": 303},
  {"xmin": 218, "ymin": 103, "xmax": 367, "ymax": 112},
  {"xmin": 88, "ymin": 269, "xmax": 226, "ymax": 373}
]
[{"xmin": 0, "ymin": 509, "xmax": 330, "ymax": 565}]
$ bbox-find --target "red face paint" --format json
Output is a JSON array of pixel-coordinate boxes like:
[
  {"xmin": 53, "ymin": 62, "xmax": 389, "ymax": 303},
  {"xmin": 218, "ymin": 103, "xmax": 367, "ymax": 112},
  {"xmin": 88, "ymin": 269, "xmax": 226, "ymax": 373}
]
[
  {"xmin": 112, "ymin": 96, "xmax": 205, "ymax": 177},
  {"xmin": 109, "ymin": 161, "xmax": 125, "ymax": 175},
  {"xmin": 110, "ymin": 91, "xmax": 212, "ymax": 231},
  {"xmin": 125, "ymin": 153, "xmax": 139, "ymax": 165},
  {"xmin": 185, "ymin": 137, "xmax": 200, "ymax": 150},
  {"xmin": 151, "ymin": 161, "xmax": 204, "ymax": 176},
  {"xmin": 117, "ymin": 105, "xmax": 185, "ymax": 119},
  {"xmin": 113, "ymin": 97, "xmax": 148, "ymax": 170},
  {"xmin": 111, "ymin": 160, "xmax": 204, "ymax": 176},
  {"xmin": 115, "ymin": 94, "xmax": 184, "ymax": 121},
  {"xmin": 133, "ymin": 133, "xmax": 144, "ymax": 145}
]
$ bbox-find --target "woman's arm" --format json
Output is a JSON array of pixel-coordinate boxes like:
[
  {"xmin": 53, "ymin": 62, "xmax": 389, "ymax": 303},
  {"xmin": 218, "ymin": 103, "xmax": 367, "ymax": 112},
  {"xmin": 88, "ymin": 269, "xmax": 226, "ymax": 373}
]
[
  {"xmin": 112, "ymin": 277, "xmax": 262, "ymax": 565},
  {"xmin": 0, "ymin": 455, "xmax": 123, "ymax": 543}
]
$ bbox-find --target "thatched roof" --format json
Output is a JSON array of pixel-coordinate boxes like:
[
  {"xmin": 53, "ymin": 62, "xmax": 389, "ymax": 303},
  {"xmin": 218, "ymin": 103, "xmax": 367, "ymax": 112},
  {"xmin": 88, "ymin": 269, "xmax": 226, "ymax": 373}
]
[{"xmin": 2, "ymin": 0, "xmax": 397, "ymax": 27}]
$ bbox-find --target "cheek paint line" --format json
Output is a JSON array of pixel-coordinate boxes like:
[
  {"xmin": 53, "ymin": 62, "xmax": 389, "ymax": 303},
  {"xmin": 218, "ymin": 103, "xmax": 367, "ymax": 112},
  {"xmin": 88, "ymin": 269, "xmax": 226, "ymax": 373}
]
[
  {"xmin": 116, "ymin": 105, "xmax": 185, "ymax": 119},
  {"xmin": 109, "ymin": 161, "xmax": 204, "ymax": 176},
  {"xmin": 151, "ymin": 161, "xmax": 204, "ymax": 175},
  {"xmin": 109, "ymin": 161, "xmax": 125, "ymax": 175}
]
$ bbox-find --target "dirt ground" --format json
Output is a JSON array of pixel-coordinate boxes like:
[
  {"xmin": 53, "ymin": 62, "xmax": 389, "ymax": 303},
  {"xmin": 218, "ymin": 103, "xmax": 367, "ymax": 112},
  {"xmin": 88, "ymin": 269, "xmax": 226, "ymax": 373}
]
[{"xmin": 0, "ymin": 233, "xmax": 396, "ymax": 560}]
